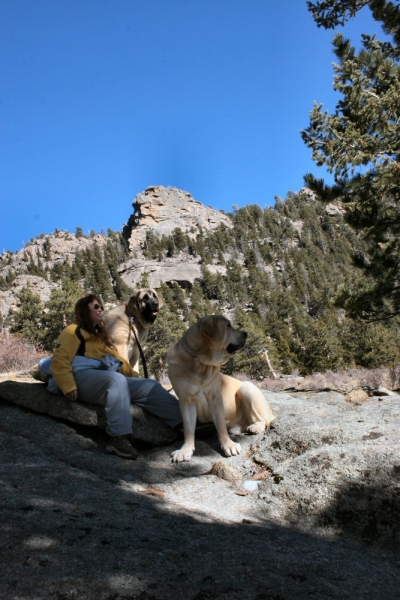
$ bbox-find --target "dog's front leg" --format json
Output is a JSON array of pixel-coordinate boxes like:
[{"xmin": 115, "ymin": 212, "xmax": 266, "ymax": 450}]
[
  {"xmin": 171, "ymin": 403, "xmax": 197, "ymax": 463},
  {"xmin": 209, "ymin": 395, "xmax": 241, "ymax": 457}
]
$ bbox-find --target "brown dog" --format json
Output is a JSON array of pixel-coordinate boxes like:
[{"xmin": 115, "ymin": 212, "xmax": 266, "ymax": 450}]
[
  {"xmin": 103, "ymin": 289, "xmax": 162, "ymax": 373},
  {"xmin": 167, "ymin": 315, "xmax": 276, "ymax": 462}
]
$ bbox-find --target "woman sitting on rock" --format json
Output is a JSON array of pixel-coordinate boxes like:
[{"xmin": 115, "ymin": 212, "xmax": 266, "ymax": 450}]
[{"xmin": 39, "ymin": 293, "xmax": 182, "ymax": 460}]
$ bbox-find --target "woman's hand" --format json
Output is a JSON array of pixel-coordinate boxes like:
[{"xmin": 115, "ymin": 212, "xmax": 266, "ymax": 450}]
[{"xmin": 65, "ymin": 389, "xmax": 78, "ymax": 402}]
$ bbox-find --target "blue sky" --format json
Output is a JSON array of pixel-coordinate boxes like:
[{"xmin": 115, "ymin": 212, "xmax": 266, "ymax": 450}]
[{"xmin": 1, "ymin": 1, "xmax": 381, "ymax": 252}]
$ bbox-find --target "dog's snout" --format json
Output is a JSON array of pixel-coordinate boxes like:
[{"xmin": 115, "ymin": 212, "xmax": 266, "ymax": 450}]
[
  {"xmin": 237, "ymin": 330, "xmax": 247, "ymax": 345},
  {"xmin": 226, "ymin": 328, "xmax": 248, "ymax": 355}
]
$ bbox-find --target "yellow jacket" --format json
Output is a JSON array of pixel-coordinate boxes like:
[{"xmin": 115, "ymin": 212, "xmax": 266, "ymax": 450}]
[{"xmin": 51, "ymin": 324, "xmax": 138, "ymax": 395}]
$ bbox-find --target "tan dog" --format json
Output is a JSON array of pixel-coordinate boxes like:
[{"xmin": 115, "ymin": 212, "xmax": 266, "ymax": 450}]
[
  {"xmin": 167, "ymin": 315, "xmax": 276, "ymax": 462},
  {"xmin": 103, "ymin": 289, "xmax": 162, "ymax": 372}
]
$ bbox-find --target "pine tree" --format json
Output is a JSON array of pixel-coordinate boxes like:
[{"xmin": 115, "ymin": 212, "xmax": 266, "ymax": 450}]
[
  {"xmin": 75, "ymin": 227, "xmax": 86, "ymax": 238},
  {"xmin": 340, "ymin": 317, "xmax": 400, "ymax": 367},
  {"xmin": 104, "ymin": 239, "xmax": 132, "ymax": 300},
  {"xmin": 226, "ymin": 309, "xmax": 277, "ymax": 379},
  {"xmin": 298, "ymin": 310, "xmax": 345, "ymax": 374},
  {"xmin": 41, "ymin": 279, "xmax": 83, "ymax": 350},
  {"xmin": 189, "ymin": 280, "xmax": 212, "ymax": 323},
  {"xmin": 146, "ymin": 303, "xmax": 186, "ymax": 380},
  {"xmin": 303, "ymin": 0, "xmax": 400, "ymax": 320},
  {"xmin": 200, "ymin": 265, "xmax": 225, "ymax": 301},
  {"xmin": 43, "ymin": 238, "xmax": 52, "ymax": 261},
  {"xmin": 10, "ymin": 286, "xmax": 45, "ymax": 345},
  {"xmin": 84, "ymin": 243, "xmax": 115, "ymax": 301}
]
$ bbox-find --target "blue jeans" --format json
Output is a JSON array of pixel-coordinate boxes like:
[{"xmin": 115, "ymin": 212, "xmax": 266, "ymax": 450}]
[{"xmin": 72, "ymin": 369, "xmax": 181, "ymax": 437}]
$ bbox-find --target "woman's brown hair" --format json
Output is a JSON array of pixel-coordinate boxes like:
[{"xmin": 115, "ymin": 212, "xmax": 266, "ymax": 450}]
[{"xmin": 74, "ymin": 294, "xmax": 113, "ymax": 348}]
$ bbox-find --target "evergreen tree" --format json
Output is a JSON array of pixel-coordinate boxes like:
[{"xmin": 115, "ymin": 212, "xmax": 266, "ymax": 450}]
[
  {"xmin": 340, "ymin": 317, "xmax": 400, "ymax": 367},
  {"xmin": 75, "ymin": 227, "xmax": 86, "ymax": 238},
  {"xmin": 225, "ymin": 309, "xmax": 277, "ymax": 379},
  {"xmin": 303, "ymin": 0, "xmax": 400, "ymax": 320},
  {"xmin": 146, "ymin": 303, "xmax": 186, "ymax": 380},
  {"xmin": 298, "ymin": 310, "xmax": 345, "ymax": 374},
  {"xmin": 200, "ymin": 265, "xmax": 225, "ymax": 301},
  {"xmin": 138, "ymin": 272, "xmax": 150, "ymax": 288},
  {"xmin": 43, "ymin": 238, "xmax": 52, "ymax": 261},
  {"xmin": 361, "ymin": 321, "xmax": 400, "ymax": 367},
  {"xmin": 41, "ymin": 279, "xmax": 83, "ymax": 350},
  {"xmin": 104, "ymin": 239, "xmax": 132, "ymax": 299},
  {"xmin": 189, "ymin": 280, "xmax": 212, "ymax": 323},
  {"xmin": 84, "ymin": 243, "xmax": 115, "ymax": 301},
  {"xmin": 10, "ymin": 286, "xmax": 45, "ymax": 345}
]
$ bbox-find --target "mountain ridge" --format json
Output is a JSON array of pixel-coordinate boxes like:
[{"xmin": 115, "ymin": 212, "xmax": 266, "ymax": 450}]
[{"xmin": 2, "ymin": 184, "xmax": 399, "ymax": 376}]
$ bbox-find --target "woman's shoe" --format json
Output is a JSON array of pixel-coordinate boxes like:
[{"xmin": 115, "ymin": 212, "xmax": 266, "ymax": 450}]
[{"xmin": 106, "ymin": 435, "xmax": 139, "ymax": 459}]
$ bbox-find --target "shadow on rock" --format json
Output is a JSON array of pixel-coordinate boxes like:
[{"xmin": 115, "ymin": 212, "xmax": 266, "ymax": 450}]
[
  {"xmin": 1, "ymin": 402, "xmax": 400, "ymax": 600},
  {"xmin": 318, "ymin": 478, "xmax": 400, "ymax": 551}
]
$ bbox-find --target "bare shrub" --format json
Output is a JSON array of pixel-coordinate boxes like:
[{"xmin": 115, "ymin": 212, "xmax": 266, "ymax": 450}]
[
  {"xmin": 301, "ymin": 373, "xmax": 330, "ymax": 390},
  {"xmin": 231, "ymin": 372, "xmax": 248, "ymax": 382},
  {"xmin": 260, "ymin": 378, "xmax": 290, "ymax": 392},
  {"xmin": 260, "ymin": 364, "xmax": 400, "ymax": 393},
  {"xmin": 356, "ymin": 368, "xmax": 389, "ymax": 389},
  {"xmin": 388, "ymin": 364, "xmax": 400, "ymax": 390},
  {"xmin": 308, "ymin": 370, "xmax": 359, "ymax": 392},
  {"xmin": 0, "ymin": 335, "xmax": 47, "ymax": 374}
]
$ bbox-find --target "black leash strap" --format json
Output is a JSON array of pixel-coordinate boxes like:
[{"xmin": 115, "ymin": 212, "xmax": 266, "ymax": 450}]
[
  {"xmin": 75, "ymin": 327, "xmax": 86, "ymax": 356},
  {"xmin": 129, "ymin": 317, "xmax": 149, "ymax": 378}
]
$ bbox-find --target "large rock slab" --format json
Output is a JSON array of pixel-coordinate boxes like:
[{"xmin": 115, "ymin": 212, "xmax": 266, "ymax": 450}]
[
  {"xmin": 255, "ymin": 391, "xmax": 400, "ymax": 549},
  {"xmin": 0, "ymin": 380, "xmax": 178, "ymax": 446},
  {"xmin": 1, "ymin": 389, "xmax": 400, "ymax": 599},
  {"xmin": 119, "ymin": 257, "xmax": 227, "ymax": 289}
]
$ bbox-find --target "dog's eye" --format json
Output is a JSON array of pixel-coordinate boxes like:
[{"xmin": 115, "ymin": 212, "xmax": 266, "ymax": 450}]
[
  {"xmin": 143, "ymin": 294, "xmax": 149, "ymax": 301},
  {"xmin": 227, "ymin": 323, "xmax": 231, "ymax": 328}
]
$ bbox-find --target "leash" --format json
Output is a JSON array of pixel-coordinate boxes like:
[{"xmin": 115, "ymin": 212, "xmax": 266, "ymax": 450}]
[{"xmin": 129, "ymin": 316, "xmax": 149, "ymax": 379}]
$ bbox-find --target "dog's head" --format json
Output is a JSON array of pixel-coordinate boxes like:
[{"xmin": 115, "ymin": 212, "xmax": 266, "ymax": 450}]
[
  {"xmin": 194, "ymin": 315, "xmax": 247, "ymax": 365},
  {"xmin": 126, "ymin": 288, "xmax": 163, "ymax": 325}
]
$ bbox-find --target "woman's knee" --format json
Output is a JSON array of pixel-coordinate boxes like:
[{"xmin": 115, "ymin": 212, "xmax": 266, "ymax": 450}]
[
  {"xmin": 73, "ymin": 371, "xmax": 128, "ymax": 411},
  {"xmin": 106, "ymin": 373, "xmax": 130, "ymax": 397}
]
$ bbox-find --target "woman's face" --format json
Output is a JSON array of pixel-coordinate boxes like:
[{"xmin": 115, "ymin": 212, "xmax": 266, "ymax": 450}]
[{"xmin": 88, "ymin": 299, "xmax": 104, "ymax": 326}]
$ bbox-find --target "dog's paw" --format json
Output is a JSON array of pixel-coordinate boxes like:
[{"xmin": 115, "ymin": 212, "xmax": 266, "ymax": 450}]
[
  {"xmin": 221, "ymin": 441, "xmax": 241, "ymax": 457},
  {"xmin": 247, "ymin": 421, "xmax": 266, "ymax": 434},
  {"xmin": 171, "ymin": 446, "xmax": 194, "ymax": 462}
]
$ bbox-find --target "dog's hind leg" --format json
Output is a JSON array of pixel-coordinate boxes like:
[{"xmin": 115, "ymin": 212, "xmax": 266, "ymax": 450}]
[{"xmin": 237, "ymin": 382, "xmax": 276, "ymax": 434}]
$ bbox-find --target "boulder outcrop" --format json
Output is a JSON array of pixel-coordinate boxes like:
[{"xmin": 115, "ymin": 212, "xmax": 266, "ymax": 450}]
[
  {"xmin": 0, "ymin": 187, "xmax": 232, "ymax": 316},
  {"xmin": 0, "ymin": 380, "xmax": 177, "ymax": 446},
  {"xmin": 0, "ymin": 232, "xmax": 108, "ymax": 318},
  {"xmin": 122, "ymin": 186, "xmax": 232, "ymax": 253},
  {"xmin": 119, "ymin": 257, "xmax": 226, "ymax": 290},
  {"xmin": 118, "ymin": 186, "xmax": 233, "ymax": 288}
]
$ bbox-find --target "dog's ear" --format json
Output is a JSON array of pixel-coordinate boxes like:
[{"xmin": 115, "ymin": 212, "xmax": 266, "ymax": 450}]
[
  {"xmin": 127, "ymin": 291, "xmax": 141, "ymax": 313},
  {"xmin": 156, "ymin": 293, "xmax": 163, "ymax": 310},
  {"xmin": 198, "ymin": 315, "xmax": 221, "ymax": 340}
]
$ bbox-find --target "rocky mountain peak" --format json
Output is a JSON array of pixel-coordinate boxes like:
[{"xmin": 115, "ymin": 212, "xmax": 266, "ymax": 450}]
[{"xmin": 122, "ymin": 186, "xmax": 232, "ymax": 253}]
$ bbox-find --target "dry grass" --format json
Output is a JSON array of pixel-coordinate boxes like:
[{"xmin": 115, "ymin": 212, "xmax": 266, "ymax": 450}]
[
  {"xmin": 0, "ymin": 334, "xmax": 47, "ymax": 375},
  {"xmin": 259, "ymin": 366, "xmax": 400, "ymax": 393}
]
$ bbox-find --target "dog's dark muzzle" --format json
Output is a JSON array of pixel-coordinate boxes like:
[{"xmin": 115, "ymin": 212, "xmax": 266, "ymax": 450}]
[
  {"xmin": 226, "ymin": 330, "xmax": 247, "ymax": 354},
  {"xmin": 144, "ymin": 300, "xmax": 160, "ymax": 322}
]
